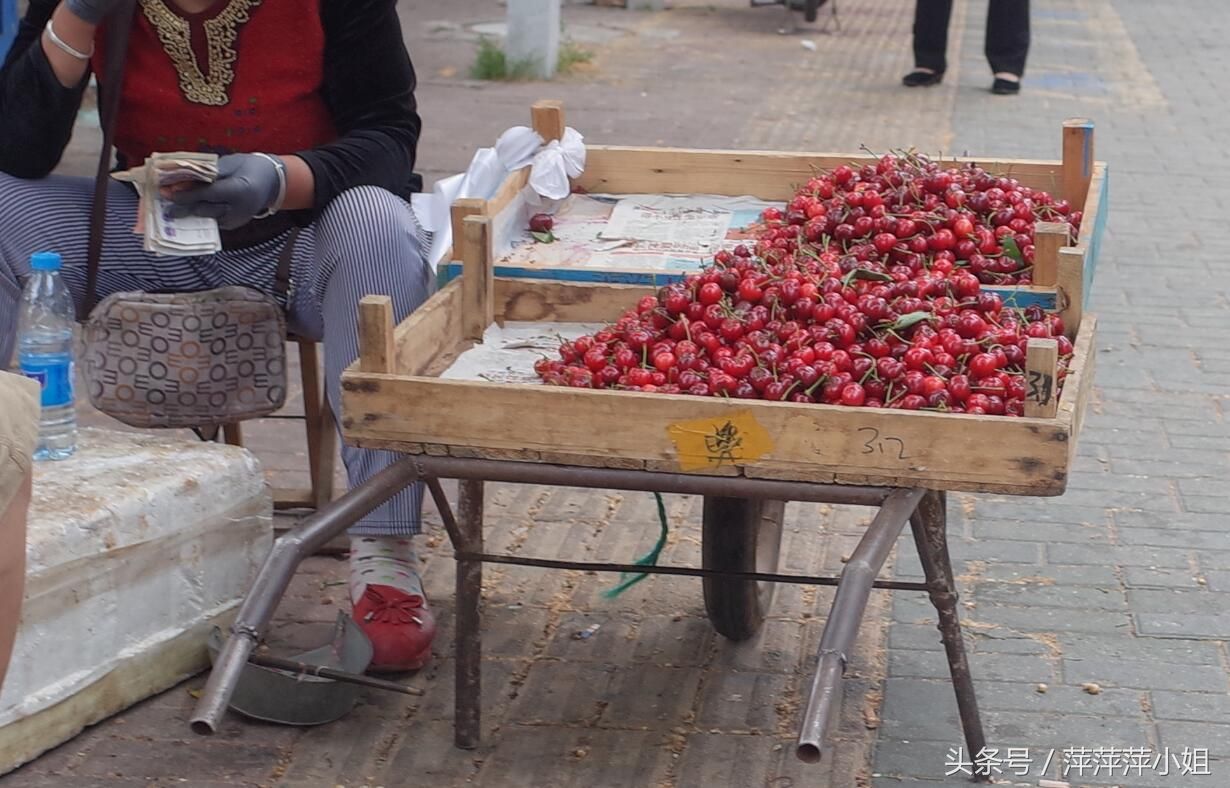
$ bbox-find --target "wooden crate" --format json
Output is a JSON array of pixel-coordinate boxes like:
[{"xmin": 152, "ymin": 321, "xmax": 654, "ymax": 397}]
[
  {"xmin": 341, "ymin": 102, "xmax": 1102, "ymax": 496},
  {"xmin": 443, "ymin": 102, "xmax": 1108, "ymax": 337},
  {"xmin": 341, "ymin": 274, "xmax": 1096, "ymax": 496}
]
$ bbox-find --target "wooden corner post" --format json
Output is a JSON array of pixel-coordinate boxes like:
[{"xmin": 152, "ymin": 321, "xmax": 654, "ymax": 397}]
[
  {"xmin": 1032, "ymin": 222, "xmax": 1069, "ymax": 287},
  {"xmin": 1024, "ymin": 338, "xmax": 1060, "ymax": 419},
  {"xmin": 531, "ymin": 100, "xmax": 566, "ymax": 143},
  {"xmin": 358, "ymin": 295, "xmax": 395, "ymax": 374},
  {"xmin": 450, "ymin": 198, "xmax": 488, "ymax": 264},
  {"xmin": 1056, "ymin": 246, "xmax": 1084, "ymax": 340},
  {"xmin": 1062, "ymin": 118, "xmax": 1095, "ymax": 212},
  {"xmin": 461, "ymin": 214, "xmax": 494, "ymax": 340}
]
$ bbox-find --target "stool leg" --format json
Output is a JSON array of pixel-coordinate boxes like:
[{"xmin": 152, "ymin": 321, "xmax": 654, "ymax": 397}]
[
  {"xmin": 910, "ymin": 491, "xmax": 989, "ymax": 781},
  {"xmin": 455, "ymin": 479, "xmax": 484, "ymax": 749},
  {"xmin": 297, "ymin": 340, "xmax": 336, "ymax": 509},
  {"xmin": 222, "ymin": 423, "xmax": 243, "ymax": 446}
]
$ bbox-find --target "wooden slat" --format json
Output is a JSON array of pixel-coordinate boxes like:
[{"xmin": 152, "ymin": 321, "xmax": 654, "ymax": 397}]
[
  {"xmin": 1062, "ymin": 118, "xmax": 1095, "ymax": 211},
  {"xmin": 575, "ymin": 146, "xmax": 1068, "ymax": 200},
  {"xmin": 1056, "ymin": 247, "xmax": 1085, "ymax": 340},
  {"xmin": 343, "ymin": 372, "xmax": 1072, "ymax": 495},
  {"xmin": 1077, "ymin": 163, "xmax": 1106, "ymax": 247},
  {"xmin": 1032, "ymin": 222, "xmax": 1069, "ymax": 288},
  {"xmin": 1076, "ymin": 163, "xmax": 1108, "ymax": 301},
  {"xmin": 1024, "ymin": 338, "xmax": 1060, "ymax": 419},
  {"xmin": 488, "ymin": 168, "xmax": 531, "ymax": 219},
  {"xmin": 495, "ymin": 277, "xmax": 657, "ymax": 323},
  {"xmin": 358, "ymin": 295, "xmax": 395, "ymax": 374},
  {"xmin": 393, "ymin": 278, "xmax": 466, "ymax": 376},
  {"xmin": 448, "ymin": 198, "xmax": 487, "ymax": 265},
  {"xmin": 273, "ymin": 488, "xmax": 316, "ymax": 509},
  {"xmin": 461, "ymin": 215, "xmax": 494, "ymax": 340},
  {"xmin": 439, "ymin": 263, "xmax": 1065, "ymax": 311},
  {"xmin": 531, "ymin": 99, "xmax": 566, "ymax": 143},
  {"xmin": 1058, "ymin": 316, "xmax": 1097, "ymax": 464}
]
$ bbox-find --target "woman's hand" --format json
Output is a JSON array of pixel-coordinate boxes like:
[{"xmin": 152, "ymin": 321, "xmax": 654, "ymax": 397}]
[{"xmin": 167, "ymin": 153, "xmax": 285, "ymax": 230}]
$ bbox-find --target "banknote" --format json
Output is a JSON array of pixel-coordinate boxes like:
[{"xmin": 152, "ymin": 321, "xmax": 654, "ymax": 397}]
[{"xmin": 114, "ymin": 153, "xmax": 222, "ymax": 256}]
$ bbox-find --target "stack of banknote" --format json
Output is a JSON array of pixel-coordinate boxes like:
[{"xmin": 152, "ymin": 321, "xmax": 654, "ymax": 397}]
[{"xmin": 113, "ymin": 152, "xmax": 222, "ymax": 257}]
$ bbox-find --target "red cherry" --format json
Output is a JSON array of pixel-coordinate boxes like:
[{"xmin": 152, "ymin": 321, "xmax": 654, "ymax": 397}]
[{"xmin": 698, "ymin": 282, "xmax": 723, "ymax": 305}]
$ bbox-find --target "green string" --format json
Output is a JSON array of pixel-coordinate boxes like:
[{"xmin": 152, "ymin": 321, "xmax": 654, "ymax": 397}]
[{"xmin": 603, "ymin": 492, "xmax": 670, "ymax": 599}]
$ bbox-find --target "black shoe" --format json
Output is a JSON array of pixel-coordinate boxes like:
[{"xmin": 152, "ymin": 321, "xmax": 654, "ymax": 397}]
[
  {"xmin": 991, "ymin": 77, "xmax": 1021, "ymax": 95},
  {"xmin": 902, "ymin": 70, "xmax": 944, "ymax": 87}
]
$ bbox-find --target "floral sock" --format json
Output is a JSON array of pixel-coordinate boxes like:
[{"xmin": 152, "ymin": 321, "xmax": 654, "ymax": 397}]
[{"xmin": 348, "ymin": 535, "xmax": 424, "ymax": 606}]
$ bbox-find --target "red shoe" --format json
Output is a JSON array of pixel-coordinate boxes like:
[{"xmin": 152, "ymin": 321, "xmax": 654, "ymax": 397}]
[{"xmin": 352, "ymin": 584, "xmax": 436, "ymax": 672}]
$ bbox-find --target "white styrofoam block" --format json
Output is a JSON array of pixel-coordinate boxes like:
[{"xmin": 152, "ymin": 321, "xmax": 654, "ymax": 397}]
[{"xmin": 0, "ymin": 428, "xmax": 271, "ymax": 749}]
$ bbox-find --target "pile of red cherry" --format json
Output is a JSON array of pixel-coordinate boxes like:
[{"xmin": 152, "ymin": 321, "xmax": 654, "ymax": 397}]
[{"xmin": 533, "ymin": 153, "xmax": 1078, "ymax": 416}]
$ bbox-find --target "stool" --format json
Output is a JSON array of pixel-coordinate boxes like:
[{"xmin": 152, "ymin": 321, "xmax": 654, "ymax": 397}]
[{"xmin": 220, "ymin": 338, "xmax": 337, "ymax": 512}]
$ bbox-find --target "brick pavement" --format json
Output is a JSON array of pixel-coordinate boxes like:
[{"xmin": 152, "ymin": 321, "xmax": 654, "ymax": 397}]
[
  {"xmin": 870, "ymin": 1, "xmax": 1230, "ymax": 785},
  {"xmin": 5, "ymin": 0, "xmax": 1229, "ymax": 786}
]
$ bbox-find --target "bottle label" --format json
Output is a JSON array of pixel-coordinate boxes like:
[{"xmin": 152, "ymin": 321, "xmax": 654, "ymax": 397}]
[{"xmin": 20, "ymin": 356, "xmax": 73, "ymax": 408}]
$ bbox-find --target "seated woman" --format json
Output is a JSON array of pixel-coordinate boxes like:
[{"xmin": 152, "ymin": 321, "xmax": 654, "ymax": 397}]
[{"xmin": 0, "ymin": 0, "xmax": 437, "ymax": 672}]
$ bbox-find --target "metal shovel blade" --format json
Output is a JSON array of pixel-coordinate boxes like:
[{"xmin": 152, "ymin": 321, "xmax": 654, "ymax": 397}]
[{"xmin": 206, "ymin": 612, "xmax": 374, "ymax": 726}]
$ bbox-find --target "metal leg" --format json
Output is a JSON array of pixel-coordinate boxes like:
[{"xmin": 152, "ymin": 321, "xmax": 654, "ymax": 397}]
[
  {"xmin": 189, "ymin": 457, "xmax": 425, "ymax": 735},
  {"xmin": 796, "ymin": 488, "xmax": 925, "ymax": 763},
  {"xmin": 910, "ymin": 490, "xmax": 989, "ymax": 782},
  {"xmin": 454, "ymin": 479, "xmax": 484, "ymax": 749}
]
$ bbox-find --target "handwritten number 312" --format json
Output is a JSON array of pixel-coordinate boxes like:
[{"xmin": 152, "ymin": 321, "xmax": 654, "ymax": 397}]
[{"xmin": 859, "ymin": 427, "xmax": 910, "ymax": 460}]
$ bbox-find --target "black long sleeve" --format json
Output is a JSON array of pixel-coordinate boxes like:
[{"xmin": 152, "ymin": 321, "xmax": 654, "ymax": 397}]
[
  {"xmin": 297, "ymin": 0, "xmax": 423, "ymax": 212},
  {"xmin": 0, "ymin": 0, "xmax": 92, "ymax": 179},
  {"xmin": 0, "ymin": 0, "xmax": 422, "ymax": 212}
]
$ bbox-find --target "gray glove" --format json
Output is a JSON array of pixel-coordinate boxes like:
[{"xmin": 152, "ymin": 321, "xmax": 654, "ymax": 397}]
[
  {"xmin": 63, "ymin": 0, "xmax": 127, "ymax": 26},
  {"xmin": 168, "ymin": 153, "xmax": 283, "ymax": 231}
]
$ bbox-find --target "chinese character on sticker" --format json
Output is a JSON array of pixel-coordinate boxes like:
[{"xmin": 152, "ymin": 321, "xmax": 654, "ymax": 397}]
[
  {"xmin": 1122, "ymin": 746, "xmax": 1152, "ymax": 776},
  {"xmin": 973, "ymin": 747, "xmax": 1003, "ymax": 777},
  {"xmin": 1092, "ymin": 746, "xmax": 1124, "ymax": 776},
  {"xmin": 944, "ymin": 746, "xmax": 973, "ymax": 777},
  {"xmin": 1153, "ymin": 747, "xmax": 1169, "ymax": 776},
  {"xmin": 1173, "ymin": 746, "xmax": 1211, "ymax": 776},
  {"xmin": 1004, "ymin": 747, "xmax": 1032, "ymax": 777},
  {"xmin": 1062, "ymin": 746, "xmax": 1096, "ymax": 777},
  {"xmin": 704, "ymin": 420, "xmax": 743, "ymax": 466}
]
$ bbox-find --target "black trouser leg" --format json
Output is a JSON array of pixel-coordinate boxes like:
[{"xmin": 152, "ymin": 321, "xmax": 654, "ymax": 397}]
[
  {"xmin": 913, "ymin": 0, "xmax": 954, "ymax": 73},
  {"xmin": 986, "ymin": 0, "xmax": 1030, "ymax": 76}
]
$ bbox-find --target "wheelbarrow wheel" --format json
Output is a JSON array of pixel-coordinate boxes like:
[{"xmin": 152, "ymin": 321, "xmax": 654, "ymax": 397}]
[{"xmin": 702, "ymin": 497, "xmax": 786, "ymax": 641}]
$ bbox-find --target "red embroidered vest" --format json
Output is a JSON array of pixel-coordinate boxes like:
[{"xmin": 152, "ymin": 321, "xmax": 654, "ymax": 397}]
[{"xmin": 94, "ymin": 0, "xmax": 338, "ymax": 166}]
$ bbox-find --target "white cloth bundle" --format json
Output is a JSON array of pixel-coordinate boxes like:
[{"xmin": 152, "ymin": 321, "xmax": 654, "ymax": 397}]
[{"xmin": 412, "ymin": 125, "xmax": 586, "ymax": 270}]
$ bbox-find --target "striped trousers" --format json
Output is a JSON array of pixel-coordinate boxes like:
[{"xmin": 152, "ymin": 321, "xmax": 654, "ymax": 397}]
[{"xmin": 0, "ymin": 172, "xmax": 434, "ymax": 536}]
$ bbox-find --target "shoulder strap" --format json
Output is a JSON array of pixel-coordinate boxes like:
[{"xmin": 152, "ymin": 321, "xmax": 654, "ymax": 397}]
[{"xmin": 81, "ymin": 0, "xmax": 139, "ymax": 321}]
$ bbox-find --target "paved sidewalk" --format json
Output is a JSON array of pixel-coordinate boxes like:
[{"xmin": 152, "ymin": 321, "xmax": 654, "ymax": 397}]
[{"xmin": 5, "ymin": 0, "xmax": 1229, "ymax": 786}]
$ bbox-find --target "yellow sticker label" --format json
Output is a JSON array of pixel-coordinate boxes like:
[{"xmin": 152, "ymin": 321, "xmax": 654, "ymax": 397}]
[{"xmin": 666, "ymin": 410, "xmax": 774, "ymax": 472}]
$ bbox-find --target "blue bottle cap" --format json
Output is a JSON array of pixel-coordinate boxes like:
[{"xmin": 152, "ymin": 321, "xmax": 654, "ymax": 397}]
[{"xmin": 30, "ymin": 252, "xmax": 62, "ymax": 272}]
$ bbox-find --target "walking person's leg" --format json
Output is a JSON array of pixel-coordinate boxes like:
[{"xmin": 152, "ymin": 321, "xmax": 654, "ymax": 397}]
[
  {"xmin": 986, "ymin": 0, "xmax": 1030, "ymax": 94},
  {"xmin": 291, "ymin": 185, "xmax": 437, "ymax": 672},
  {"xmin": 905, "ymin": 0, "xmax": 954, "ymax": 86}
]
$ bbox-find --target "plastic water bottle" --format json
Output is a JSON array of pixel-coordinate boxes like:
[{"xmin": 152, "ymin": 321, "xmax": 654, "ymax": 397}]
[{"xmin": 18, "ymin": 252, "xmax": 77, "ymax": 461}]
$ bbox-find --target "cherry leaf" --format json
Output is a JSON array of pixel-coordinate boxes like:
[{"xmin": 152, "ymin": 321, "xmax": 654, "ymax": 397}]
[{"xmin": 1001, "ymin": 236, "xmax": 1024, "ymax": 264}]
